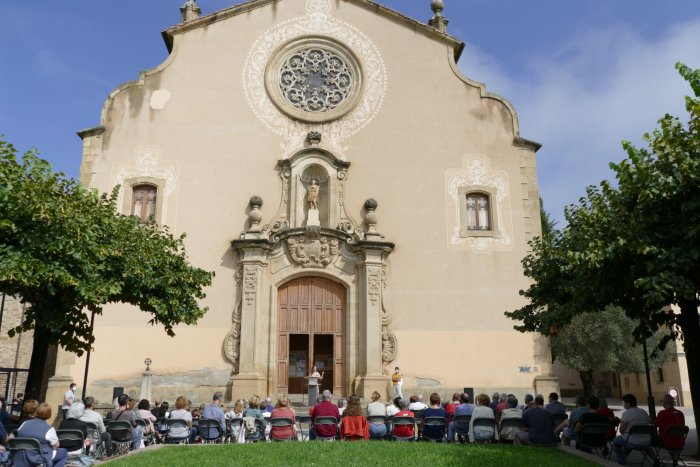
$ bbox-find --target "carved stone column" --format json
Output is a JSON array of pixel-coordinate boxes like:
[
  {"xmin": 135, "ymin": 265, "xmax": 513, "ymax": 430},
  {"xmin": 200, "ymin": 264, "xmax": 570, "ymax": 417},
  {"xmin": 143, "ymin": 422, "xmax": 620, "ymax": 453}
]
[
  {"xmin": 533, "ymin": 334, "xmax": 560, "ymax": 396},
  {"xmin": 354, "ymin": 240, "xmax": 394, "ymax": 399}
]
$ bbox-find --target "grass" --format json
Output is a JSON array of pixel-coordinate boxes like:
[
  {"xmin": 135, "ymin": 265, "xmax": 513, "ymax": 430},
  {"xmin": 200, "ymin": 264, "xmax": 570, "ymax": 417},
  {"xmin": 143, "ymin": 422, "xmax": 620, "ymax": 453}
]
[{"xmin": 104, "ymin": 442, "xmax": 599, "ymax": 466}]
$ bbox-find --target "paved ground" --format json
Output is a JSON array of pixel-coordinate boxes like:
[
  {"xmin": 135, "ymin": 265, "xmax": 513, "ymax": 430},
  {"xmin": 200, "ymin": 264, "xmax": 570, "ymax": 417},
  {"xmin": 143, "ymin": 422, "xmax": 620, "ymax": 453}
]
[{"xmin": 562, "ymin": 397, "xmax": 698, "ymax": 465}]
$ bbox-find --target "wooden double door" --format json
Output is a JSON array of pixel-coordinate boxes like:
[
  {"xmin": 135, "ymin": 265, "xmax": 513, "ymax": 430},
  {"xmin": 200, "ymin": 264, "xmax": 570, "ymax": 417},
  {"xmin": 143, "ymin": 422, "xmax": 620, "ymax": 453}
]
[{"xmin": 277, "ymin": 277, "xmax": 344, "ymax": 396}]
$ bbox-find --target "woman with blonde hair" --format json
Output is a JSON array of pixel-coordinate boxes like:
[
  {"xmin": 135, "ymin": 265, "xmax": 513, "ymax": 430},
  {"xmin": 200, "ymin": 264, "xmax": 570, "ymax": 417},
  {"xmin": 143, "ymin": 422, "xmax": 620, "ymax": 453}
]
[
  {"xmin": 270, "ymin": 394, "xmax": 297, "ymax": 441},
  {"xmin": 367, "ymin": 391, "xmax": 387, "ymax": 438},
  {"xmin": 169, "ymin": 396, "xmax": 195, "ymax": 443},
  {"xmin": 243, "ymin": 394, "xmax": 265, "ymax": 440}
]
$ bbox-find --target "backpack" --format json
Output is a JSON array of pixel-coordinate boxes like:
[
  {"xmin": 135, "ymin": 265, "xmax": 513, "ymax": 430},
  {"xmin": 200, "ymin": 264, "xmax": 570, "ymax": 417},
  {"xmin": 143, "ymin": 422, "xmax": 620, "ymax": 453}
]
[{"xmin": 243, "ymin": 416, "xmax": 257, "ymax": 435}]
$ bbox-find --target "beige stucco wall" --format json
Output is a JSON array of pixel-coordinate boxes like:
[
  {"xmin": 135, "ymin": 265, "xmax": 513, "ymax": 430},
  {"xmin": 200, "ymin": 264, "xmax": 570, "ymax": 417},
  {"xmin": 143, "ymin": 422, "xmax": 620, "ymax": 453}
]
[{"xmin": 55, "ymin": 0, "xmax": 550, "ymax": 404}]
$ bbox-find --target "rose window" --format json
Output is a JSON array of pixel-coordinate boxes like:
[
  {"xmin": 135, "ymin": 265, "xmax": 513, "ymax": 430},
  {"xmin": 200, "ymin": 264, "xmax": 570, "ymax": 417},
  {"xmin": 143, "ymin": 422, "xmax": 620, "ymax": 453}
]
[{"xmin": 279, "ymin": 48, "xmax": 353, "ymax": 113}]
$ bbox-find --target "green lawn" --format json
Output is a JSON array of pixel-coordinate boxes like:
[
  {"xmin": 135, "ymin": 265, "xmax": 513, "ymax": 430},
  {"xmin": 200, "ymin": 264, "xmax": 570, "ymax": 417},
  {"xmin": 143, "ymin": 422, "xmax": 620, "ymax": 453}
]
[{"xmin": 104, "ymin": 442, "xmax": 599, "ymax": 466}]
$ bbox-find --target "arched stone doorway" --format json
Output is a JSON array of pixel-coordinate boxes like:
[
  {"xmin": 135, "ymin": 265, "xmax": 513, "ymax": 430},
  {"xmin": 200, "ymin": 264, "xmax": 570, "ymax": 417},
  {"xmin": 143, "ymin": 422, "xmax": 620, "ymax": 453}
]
[{"xmin": 277, "ymin": 277, "xmax": 344, "ymax": 396}]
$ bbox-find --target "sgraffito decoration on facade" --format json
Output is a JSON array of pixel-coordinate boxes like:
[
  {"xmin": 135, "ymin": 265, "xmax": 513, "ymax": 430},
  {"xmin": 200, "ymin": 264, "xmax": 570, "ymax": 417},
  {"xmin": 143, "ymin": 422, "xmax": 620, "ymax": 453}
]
[
  {"xmin": 223, "ymin": 266, "xmax": 244, "ymax": 374},
  {"xmin": 286, "ymin": 234, "xmax": 340, "ymax": 268},
  {"xmin": 446, "ymin": 155, "xmax": 511, "ymax": 250},
  {"xmin": 380, "ymin": 267, "xmax": 397, "ymax": 368},
  {"xmin": 115, "ymin": 147, "xmax": 178, "ymax": 219},
  {"xmin": 243, "ymin": 0, "xmax": 387, "ymax": 155}
]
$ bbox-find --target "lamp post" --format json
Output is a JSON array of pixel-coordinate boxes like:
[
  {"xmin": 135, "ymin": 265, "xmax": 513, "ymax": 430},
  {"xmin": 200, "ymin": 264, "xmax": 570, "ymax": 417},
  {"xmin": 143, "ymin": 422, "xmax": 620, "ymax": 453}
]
[
  {"xmin": 81, "ymin": 309, "xmax": 96, "ymax": 401},
  {"xmin": 642, "ymin": 337, "xmax": 656, "ymax": 419}
]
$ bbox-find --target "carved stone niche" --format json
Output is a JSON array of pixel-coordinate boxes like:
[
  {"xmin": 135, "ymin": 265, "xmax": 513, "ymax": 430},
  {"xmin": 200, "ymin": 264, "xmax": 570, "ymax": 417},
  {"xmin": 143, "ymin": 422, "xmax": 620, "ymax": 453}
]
[{"xmin": 262, "ymin": 147, "xmax": 362, "ymax": 241}]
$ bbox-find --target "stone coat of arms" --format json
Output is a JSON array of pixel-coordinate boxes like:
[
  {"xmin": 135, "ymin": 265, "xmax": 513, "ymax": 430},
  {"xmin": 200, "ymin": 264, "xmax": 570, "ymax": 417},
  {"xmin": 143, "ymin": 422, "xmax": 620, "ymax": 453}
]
[{"xmin": 286, "ymin": 234, "xmax": 340, "ymax": 268}]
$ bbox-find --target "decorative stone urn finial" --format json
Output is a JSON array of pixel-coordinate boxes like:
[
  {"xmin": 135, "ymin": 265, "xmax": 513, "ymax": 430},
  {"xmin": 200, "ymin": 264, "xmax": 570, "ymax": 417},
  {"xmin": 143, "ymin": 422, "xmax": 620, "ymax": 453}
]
[
  {"xmin": 363, "ymin": 198, "xmax": 381, "ymax": 239},
  {"xmin": 248, "ymin": 196, "xmax": 263, "ymax": 231},
  {"xmin": 428, "ymin": 0, "xmax": 448, "ymax": 33},
  {"xmin": 180, "ymin": 0, "xmax": 201, "ymax": 23},
  {"xmin": 144, "ymin": 357, "xmax": 152, "ymax": 372}
]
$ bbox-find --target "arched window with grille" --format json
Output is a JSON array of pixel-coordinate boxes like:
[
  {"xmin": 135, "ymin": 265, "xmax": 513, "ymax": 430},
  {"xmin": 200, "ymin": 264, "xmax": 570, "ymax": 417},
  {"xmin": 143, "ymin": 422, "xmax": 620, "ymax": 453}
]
[
  {"xmin": 131, "ymin": 184, "xmax": 157, "ymax": 222},
  {"xmin": 458, "ymin": 186, "xmax": 497, "ymax": 237},
  {"xmin": 465, "ymin": 193, "xmax": 491, "ymax": 231}
]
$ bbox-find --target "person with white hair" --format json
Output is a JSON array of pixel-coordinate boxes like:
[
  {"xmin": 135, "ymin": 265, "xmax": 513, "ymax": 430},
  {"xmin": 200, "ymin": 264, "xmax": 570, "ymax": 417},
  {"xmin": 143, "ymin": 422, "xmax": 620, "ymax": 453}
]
[
  {"xmin": 310, "ymin": 390, "xmax": 339, "ymax": 440},
  {"xmin": 58, "ymin": 401, "xmax": 91, "ymax": 455}
]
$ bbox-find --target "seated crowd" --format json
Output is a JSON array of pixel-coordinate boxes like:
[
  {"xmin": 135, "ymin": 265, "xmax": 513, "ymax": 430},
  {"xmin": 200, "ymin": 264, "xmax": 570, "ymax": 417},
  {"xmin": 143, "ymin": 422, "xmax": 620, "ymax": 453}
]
[{"xmin": 0, "ymin": 389, "xmax": 689, "ymax": 465}]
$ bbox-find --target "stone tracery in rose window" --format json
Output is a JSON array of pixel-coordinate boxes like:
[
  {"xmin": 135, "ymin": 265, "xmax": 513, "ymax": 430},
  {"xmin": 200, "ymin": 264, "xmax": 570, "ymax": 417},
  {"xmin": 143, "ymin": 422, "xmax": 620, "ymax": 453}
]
[{"xmin": 279, "ymin": 48, "xmax": 353, "ymax": 113}]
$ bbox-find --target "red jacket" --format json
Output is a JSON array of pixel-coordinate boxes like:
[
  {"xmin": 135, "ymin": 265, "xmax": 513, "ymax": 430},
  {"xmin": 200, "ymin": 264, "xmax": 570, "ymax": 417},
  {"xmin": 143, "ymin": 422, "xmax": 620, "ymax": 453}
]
[{"xmin": 340, "ymin": 415, "xmax": 369, "ymax": 441}]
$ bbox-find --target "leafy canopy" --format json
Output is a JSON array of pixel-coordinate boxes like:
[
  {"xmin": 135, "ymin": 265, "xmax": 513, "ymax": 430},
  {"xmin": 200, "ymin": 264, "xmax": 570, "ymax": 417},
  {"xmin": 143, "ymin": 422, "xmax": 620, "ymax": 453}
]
[
  {"xmin": 506, "ymin": 62, "xmax": 700, "ymax": 348},
  {"xmin": 0, "ymin": 139, "xmax": 214, "ymax": 354}
]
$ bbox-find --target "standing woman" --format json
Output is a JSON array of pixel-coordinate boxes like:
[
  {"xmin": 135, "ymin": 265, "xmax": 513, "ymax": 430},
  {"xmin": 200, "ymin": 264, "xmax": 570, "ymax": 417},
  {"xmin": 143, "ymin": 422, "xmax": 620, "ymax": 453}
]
[
  {"xmin": 366, "ymin": 391, "xmax": 387, "ymax": 438},
  {"xmin": 16, "ymin": 401, "xmax": 68, "ymax": 467}
]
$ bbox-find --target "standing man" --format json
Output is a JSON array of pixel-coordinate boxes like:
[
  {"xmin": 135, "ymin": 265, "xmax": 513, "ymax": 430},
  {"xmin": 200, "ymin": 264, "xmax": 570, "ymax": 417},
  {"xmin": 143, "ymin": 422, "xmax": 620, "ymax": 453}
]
[
  {"xmin": 202, "ymin": 391, "xmax": 227, "ymax": 440},
  {"xmin": 391, "ymin": 367, "xmax": 403, "ymax": 399},
  {"xmin": 62, "ymin": 383, "xmax": 77, "ymax": 420}
]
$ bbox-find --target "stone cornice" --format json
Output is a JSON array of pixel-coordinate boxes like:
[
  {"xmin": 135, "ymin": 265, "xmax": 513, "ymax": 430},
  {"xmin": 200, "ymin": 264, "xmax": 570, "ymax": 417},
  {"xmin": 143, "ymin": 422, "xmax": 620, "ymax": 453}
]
[
  {"xmin": 514, "ymin": 136, "xmax": 542, "ymax": 152},
  {"xmin": 76, "ymin": 126, "xmax": 105, "ymax": 140},
  {"xmin": 161, "ymin": 0, "xmax": 464, "ymax": 61}
]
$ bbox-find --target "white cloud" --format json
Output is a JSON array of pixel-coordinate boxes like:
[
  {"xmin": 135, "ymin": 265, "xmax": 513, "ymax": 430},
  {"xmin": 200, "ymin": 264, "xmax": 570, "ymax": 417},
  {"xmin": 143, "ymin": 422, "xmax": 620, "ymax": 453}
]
[{"xmin": 458, "ymin": 19, "xmax": 700, "ymax": 224}]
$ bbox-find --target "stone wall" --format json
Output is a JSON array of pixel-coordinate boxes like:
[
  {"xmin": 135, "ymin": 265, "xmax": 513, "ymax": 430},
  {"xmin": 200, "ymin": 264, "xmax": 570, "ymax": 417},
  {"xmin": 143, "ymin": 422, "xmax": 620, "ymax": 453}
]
[{"xmin": 0, "ymin": 294, "xmax": 33, "ymax": 400}]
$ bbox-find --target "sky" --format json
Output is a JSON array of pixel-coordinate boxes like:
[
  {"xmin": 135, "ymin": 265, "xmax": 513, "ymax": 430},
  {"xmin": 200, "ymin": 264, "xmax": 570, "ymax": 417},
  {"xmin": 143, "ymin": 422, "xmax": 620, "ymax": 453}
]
[{"xmin": 1, "ymin": 0, "xmax": 699, "ymax": 224}]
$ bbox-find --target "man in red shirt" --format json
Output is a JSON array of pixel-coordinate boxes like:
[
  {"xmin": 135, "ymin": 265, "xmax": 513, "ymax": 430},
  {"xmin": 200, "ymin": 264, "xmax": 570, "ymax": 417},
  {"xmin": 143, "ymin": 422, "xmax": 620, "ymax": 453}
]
[
  {"xmin": 654, "ymin": 394, "xmax": 686, "ymax": 451},
  {"xmin": 392, "ymin": 399, "xmax": 415, "ymax": 440},
  {"xmin": 310, "ymin": 390, "xmax": 340, "ymax": 440}
]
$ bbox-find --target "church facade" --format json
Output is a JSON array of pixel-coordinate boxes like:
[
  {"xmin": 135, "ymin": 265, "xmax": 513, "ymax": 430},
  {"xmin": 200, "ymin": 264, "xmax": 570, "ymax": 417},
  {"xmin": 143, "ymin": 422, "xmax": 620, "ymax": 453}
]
[{"xmin": 48, "ymin": 0, "xmax": 558, "ymax": 404}]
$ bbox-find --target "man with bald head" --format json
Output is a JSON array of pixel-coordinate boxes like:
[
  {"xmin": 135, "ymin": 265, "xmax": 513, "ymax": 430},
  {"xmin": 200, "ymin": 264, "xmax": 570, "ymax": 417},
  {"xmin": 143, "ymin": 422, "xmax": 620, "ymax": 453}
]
[{"xmin": 653, "ymin": 394, "xmax": 686, "ymax": 453}]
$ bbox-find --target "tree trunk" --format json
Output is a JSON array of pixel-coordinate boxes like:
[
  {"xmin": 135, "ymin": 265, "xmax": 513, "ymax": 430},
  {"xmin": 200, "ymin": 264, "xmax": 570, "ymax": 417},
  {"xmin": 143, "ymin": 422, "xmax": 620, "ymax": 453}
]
[
  {"xmin": 678, "ymin": 298, "xmax": 700, "ymax": 457},
  {"xmin": 578, "ymin": 369, "xmax": 596, "ymax": 397},
  {"xmin": 24, "ymin": 326, "xmax": 51, "ymax": 401}
]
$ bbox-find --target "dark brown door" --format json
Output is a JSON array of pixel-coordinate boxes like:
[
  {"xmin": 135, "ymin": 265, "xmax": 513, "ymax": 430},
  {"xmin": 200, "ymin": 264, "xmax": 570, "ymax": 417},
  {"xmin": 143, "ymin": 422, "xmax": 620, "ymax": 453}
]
[{"xmin": 278, "ymin": 277, "xmax": 344, "ymax": 396}]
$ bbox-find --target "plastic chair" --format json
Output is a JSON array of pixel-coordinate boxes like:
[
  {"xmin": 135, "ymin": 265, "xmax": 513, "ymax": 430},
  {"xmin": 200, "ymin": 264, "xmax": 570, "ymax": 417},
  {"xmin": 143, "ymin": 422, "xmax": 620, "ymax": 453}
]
[
  {"xmin": 313, "ymin": 416, "xmax": 338, "ymax": 441},
  {"xmin": 107, "ymin": 420, "xmax": 134, "ymax": 454},
  {"xmin": 577, "ymin": 423, "xmax": 610, "ymax": 457},
  {"xmin": 421, "ymin": 416, "xmax": 447, "ymax": 442},
  {"xmin": 165, "ymin": 418, "xmax": 190, "ymax": 444},
  {"xmin": 244, "ymin": 419, "xmax": 266, "ymax": 443},
  {"xmin": 472, "ymin": 418, "xmax": 497, "ymax": 444},
  {"xmin": 8, "ymin": 437, "xmax": 45, "ymax": 466},
  {"xmin": 83, "ymin": 421, "xmax": 105, "ymax": 458},
  {"xmin": 621, "ymin": 424, "xmax": 656, "ymax": 466},
  {"xmin": 452, "ymin": 414, "xmax": 471, "ymax": 443},
  {"xmin": 498, "ymin": 417, "xmax": 523, "ymax": 443},
  {"xmin": 198, "ymin": 418, "xmax": 224, "ymax": 444},
  {"xmin": 269, "ymin": 417, "xmax": 296, "ymax": 441},
  {"xmin": 134, "ymin": 419, "xmax": 156, "ymax": 446},
  {"xmin": 552, "ymin": 412, "xmax": 568, "ymax": 428},
  {"xmin": 367, "ymin": 415, "xmax": 389, "ymax": 440},
  {"xmin": 296, "ymin": 415, "xmax": 311, "ymax": 441},
  {"xmin": 653, "ymin": 425, "xmax": 689, "ymax": 467},
  {"xmin": 229, "ymin": 418, "xmax": 243, "ymax": 443},
  {"xmin": 391, "ymin": 415, "xmax": 416, "ymax": 441},
  {"xmin": 56, "ymin": 428, "xmax": 86, "ymax": 456}
]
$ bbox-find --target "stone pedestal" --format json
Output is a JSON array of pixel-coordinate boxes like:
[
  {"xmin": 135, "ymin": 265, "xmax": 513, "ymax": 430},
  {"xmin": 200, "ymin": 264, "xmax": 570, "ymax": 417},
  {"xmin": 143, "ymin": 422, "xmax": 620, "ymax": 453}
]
[
  {"xmin": 227, "ymin": 373, "xmax": 267, "ymax": 402},
  {"xmin": 534, "ymin": 375, "xmax": 560, "ymax": 397},
  {"xmin": 139, "ymin": 371, "xmax": 152, "ymax": 401},
  {"xmin": 306, "ymin": 208, "xmax": 320, "ymax": 227},
  {"xmin": 356, "ymin": 374, "xmax": 390, "ymax": 399}
]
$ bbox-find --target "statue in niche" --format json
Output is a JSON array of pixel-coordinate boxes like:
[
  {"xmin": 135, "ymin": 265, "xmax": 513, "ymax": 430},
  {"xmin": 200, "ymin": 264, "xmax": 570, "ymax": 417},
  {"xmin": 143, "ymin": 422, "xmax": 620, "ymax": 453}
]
[
  {"xmin": 306, "ymin": 178, "xmax": 321, "ymax": 227},
  {"xmin": 307, "ymin": 179, "xmax": 320, "ymax": 210}
]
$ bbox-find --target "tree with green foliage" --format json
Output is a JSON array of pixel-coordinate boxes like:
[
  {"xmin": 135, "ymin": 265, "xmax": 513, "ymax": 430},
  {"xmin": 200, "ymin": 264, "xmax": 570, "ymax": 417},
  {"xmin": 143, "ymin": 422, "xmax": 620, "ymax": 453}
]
[
  {"xmin": 0, "ymin": 139, "xmax": 214, "ymax": 399},
  {"xmin": 506, "ymin": 62, "xmax": 700, "ymax": 449},
  {"xmin": 551, "ymin": 306, "xmax": 670, "ymax": 397}
]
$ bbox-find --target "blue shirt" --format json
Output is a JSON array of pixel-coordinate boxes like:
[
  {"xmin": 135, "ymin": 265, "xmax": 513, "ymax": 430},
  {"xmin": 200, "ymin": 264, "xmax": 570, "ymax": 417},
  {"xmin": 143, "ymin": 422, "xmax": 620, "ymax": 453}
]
[{"xmin": 202, "ymin": 403, "xmax": 226, "ymax": 436}]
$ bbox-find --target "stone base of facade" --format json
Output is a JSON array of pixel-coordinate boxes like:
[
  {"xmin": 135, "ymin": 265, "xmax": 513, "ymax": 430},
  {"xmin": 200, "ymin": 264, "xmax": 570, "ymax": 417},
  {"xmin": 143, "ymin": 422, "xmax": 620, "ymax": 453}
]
[
  {"xmin": 227, "ymin": 373, "xmax": 268, "ymax": 401},
  {"xmin": 534, "ymin": 375, "xmax": 560, "ymax": 397},
  {"xmin": 355, "ymin": 374, "xmax": 390, "ymax": 400}
]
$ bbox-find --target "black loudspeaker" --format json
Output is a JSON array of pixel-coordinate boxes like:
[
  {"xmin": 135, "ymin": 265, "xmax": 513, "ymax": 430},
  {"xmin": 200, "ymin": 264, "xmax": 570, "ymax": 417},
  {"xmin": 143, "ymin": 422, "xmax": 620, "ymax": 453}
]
[
  {"xmin": 463, "ymin": 387, "xmax": 474, "ymax": 401},
  {"xmin": 112, "ymin": 387, "xmax": 124, "ymax": 401}
]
